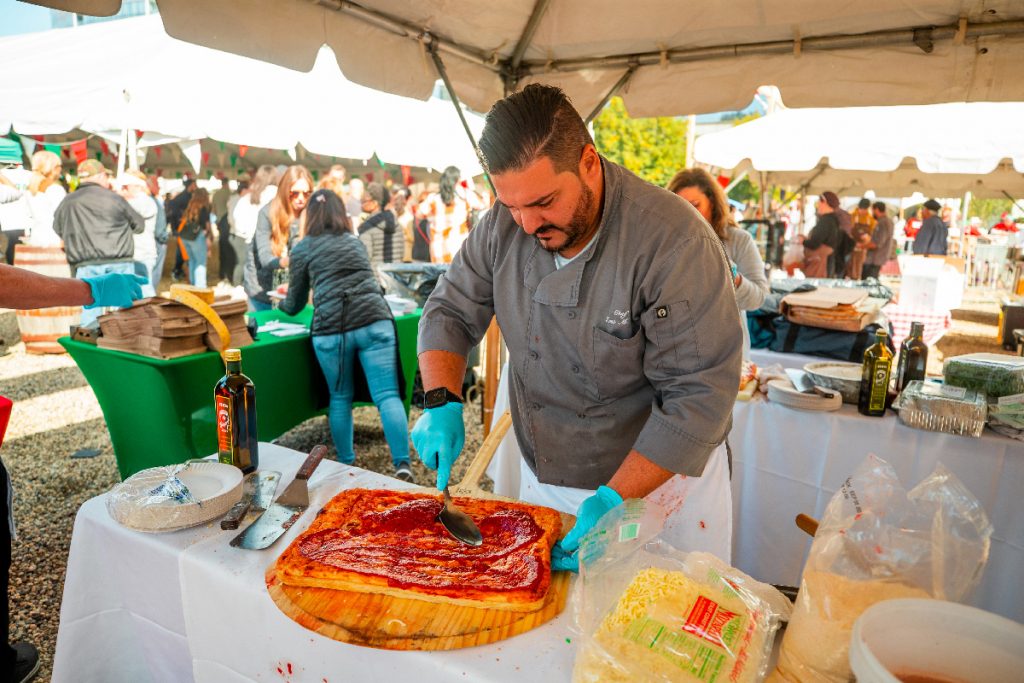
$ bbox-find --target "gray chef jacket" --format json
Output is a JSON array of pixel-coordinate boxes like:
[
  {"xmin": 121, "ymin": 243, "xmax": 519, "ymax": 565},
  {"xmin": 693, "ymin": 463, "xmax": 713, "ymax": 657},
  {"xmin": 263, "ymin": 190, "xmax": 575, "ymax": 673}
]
[{"xmin": 418, "ymin": 159, "xmax": 743, "ymax": 489}]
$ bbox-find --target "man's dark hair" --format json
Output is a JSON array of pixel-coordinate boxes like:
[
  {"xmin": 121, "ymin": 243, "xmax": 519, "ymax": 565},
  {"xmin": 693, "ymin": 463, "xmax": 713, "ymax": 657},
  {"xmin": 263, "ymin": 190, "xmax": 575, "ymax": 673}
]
[
  {"xmin": 478, "ymin": 84, "xmax": 593, "ymax": 176},
  {"xmin": 304, "ymin": 189, "xmax": 352, "ymax": 236},
  {"xmin": 872, "ymin": 201, "xmax": 886, "ymax": 213},
  {"xmin": 858, "ymin": 197, "xmax": 871, "ymax": 209}
]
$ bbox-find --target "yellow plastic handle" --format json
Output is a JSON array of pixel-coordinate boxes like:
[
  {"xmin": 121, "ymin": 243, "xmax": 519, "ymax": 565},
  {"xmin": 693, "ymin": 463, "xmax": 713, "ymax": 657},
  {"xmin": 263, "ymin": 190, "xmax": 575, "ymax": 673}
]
[{"xmin": 169, "ymin": 289, "xmax": 230, "ymax": 356}]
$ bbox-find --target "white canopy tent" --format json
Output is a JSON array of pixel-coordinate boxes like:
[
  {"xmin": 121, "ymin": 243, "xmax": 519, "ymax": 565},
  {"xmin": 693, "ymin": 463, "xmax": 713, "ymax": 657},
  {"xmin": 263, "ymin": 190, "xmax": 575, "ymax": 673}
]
[
  {"xmin": 693, "ymin": 102, "xmax": 1024, "ymax": 198},
  {"xmin": 0, "ymin": 15, "xmax": 485, "ymax": 176},
  {"xmin": 27, "ymin": 0, "xmax": 1024, "ymax": 120}
]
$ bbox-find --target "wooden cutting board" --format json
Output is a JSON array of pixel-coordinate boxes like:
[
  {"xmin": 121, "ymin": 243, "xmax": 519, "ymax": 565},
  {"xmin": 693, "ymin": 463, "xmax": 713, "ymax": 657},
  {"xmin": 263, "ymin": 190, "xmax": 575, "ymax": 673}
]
[
  {"xmin": 267, "ymin": 412, "xmax": 575, "ymax": 650},
  {"xmin": 266, "ymin": 566, "xmax": 570, "ymax": 650}
]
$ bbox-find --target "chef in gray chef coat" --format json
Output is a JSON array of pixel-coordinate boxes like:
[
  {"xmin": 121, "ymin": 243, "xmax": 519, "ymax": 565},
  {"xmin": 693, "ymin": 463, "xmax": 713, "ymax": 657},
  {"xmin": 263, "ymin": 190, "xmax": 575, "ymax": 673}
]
[{"xmin": 412, "ymin": 84, "xmax": 742, "ymax": 571}]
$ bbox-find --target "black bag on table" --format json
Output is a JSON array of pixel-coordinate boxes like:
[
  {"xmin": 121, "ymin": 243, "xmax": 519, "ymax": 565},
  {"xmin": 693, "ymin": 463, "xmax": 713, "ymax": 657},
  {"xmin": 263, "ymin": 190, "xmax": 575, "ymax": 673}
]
[{"xmin": 764, "ymin": 316, "xmax": 894, "ymax": 361}]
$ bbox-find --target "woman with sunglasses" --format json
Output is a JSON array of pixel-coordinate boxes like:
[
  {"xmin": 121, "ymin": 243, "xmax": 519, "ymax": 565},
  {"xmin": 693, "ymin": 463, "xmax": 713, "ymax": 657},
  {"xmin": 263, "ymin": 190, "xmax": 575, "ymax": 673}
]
[
  {"xmin": 279, "ymin": 189, "xmax": 414, "ymax": 481},
  {"xmin": 244, "ymin": 165, "xmax": 312, "ymax": 310}
]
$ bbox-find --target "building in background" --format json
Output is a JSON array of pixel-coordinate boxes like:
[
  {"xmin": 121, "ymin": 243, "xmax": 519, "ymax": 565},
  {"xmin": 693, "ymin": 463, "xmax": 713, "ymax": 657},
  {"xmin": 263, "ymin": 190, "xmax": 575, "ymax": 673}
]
[{"xmin": 49, "ymin": 0, "xmax": 156, "ymax": 29}]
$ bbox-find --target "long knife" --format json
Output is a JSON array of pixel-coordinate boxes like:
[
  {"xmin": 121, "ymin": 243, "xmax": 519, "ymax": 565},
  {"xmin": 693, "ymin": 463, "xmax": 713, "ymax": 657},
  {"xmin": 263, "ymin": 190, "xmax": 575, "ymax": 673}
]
[
  {"xmin": 229, "ymin": 446, "xmax": 326, "ymax": 550},
  {"xmin": 220, "ymin": 470, "xmax": 281, "ymax": 530}
]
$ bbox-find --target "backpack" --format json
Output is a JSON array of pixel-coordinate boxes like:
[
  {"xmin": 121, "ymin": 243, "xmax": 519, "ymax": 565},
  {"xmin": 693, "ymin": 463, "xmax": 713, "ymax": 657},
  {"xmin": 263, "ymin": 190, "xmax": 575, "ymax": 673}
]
[
  {"xmin": 752, "ymin": 313, "xmax": 894, "ymax": 361},
  {"xmin": 177, "ymin": 217, "xmax": 202, "ymax": 241}
]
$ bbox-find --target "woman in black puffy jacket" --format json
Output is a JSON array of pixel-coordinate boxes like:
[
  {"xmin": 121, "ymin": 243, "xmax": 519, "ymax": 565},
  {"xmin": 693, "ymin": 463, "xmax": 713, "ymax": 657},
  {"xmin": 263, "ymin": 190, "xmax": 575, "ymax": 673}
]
[{"xmin": 279, "ymin": 189, "xmax": 413, "ymax": 481}]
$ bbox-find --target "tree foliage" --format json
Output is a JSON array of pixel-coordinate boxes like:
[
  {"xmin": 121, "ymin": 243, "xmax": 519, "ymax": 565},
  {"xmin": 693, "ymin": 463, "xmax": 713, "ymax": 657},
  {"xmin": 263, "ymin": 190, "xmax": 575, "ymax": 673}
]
[
  {"xmin": 969, "ymin": 198, "xmax": 1014, "ymax": 226},
  {"xmin": 592, "ymin": 97, "xmax": 688, "ymax": 188}
]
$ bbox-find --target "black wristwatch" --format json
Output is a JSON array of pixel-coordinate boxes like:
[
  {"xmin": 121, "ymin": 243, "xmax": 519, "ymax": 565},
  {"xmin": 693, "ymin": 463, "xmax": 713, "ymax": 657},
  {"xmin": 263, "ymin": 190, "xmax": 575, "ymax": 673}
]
[{"xmin": 421, "ymin": 387, "xmax": 464, "ymax": 409}]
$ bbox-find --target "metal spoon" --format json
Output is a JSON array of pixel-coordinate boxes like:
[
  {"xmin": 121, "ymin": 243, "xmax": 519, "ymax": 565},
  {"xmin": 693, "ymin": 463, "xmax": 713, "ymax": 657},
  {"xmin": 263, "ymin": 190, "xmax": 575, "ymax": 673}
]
[{"xmin": 437, "ymin": 485, "xmax": 483, "ymax": 547}]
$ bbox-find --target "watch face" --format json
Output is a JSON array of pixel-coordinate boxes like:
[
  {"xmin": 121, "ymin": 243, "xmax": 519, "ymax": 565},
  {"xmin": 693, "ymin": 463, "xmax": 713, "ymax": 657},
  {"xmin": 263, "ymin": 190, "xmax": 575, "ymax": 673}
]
[
  {"xmin": 423, "ymin": 388, "xmax": 462, "ymax": 409},
  {"xmin": 423, "ymin": 387, "xmax": 447, "ymax": 409}
]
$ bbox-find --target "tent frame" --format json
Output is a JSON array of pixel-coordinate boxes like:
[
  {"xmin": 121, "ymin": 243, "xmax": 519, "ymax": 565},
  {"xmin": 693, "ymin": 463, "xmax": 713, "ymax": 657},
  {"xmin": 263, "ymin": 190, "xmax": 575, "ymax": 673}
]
[{"xmin": 306, "ymin": 1, "xmax": 1024, "ymax": 94}]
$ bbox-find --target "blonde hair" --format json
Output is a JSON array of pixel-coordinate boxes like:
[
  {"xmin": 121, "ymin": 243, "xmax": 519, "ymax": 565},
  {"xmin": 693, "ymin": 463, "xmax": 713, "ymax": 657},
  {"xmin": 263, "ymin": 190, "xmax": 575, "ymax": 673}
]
[
  {"xmin": 317, "ymin": 174, "xmax": 345, "ymax": 195},
  {"xmin": 270, "ymin": 165, "xmax": 313, "ymax": 257},
  {"xmin": 28, "ymin": 150, "xmax": 62, "ymax": 196}
]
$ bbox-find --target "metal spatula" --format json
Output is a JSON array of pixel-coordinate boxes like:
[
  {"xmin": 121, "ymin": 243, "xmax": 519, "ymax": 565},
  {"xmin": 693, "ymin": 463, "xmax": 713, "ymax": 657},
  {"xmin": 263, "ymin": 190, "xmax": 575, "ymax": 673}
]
[
  {"xmin": 438, "ymin": 485, "xmax": 483, "ymax": 546},
  {"xmin": 230, "ymin": 446, "xmax": 326, "ymax": 550}
]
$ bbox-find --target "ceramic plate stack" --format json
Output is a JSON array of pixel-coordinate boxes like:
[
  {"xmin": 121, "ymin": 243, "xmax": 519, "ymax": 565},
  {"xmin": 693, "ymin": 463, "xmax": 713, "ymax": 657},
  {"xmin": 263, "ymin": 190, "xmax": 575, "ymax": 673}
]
[
  {"xmin": 107, "ymin": 462, "xmax": 243, "ymax": 532},
  {"xmin": 766, "ymin": 378, "xmax": 843, "ymax": 412}
]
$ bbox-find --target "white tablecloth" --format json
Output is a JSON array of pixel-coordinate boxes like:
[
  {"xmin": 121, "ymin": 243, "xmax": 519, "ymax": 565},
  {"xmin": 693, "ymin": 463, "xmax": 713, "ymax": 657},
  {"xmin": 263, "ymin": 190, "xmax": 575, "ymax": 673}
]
[
  {"xmin": 730, "ymin": 395, "xmax": 1023, "ymax": 624},
  {"xmin": 53, "ymin": 444, "xmax": 577, "ymax": 682},
  {"xmin": 488, "ymin": 348, "xmax": 1022, "ymax": 624}
]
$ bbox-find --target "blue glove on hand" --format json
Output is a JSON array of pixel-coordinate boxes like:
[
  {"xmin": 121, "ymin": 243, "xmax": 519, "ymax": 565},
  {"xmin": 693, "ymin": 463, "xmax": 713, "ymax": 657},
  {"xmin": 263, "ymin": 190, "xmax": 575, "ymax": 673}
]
[
  {"xmin": 552, "ymin": 485, "xmax": 624, "ymax": 572},
  {"xmin": 411, "ymin": 402, "xmax": 465, "ymax": 490},
  {"xmin": 83, "ymin": 273, "xmax": 147, "ymax": 309}
]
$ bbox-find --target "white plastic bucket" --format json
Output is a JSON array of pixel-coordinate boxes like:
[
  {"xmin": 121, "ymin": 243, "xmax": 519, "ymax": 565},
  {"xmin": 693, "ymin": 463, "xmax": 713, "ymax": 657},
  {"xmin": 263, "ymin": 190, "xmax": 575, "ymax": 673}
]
[{"xmin": 850, "ymin": 598, "xmax": 1024, "ymax": 683}]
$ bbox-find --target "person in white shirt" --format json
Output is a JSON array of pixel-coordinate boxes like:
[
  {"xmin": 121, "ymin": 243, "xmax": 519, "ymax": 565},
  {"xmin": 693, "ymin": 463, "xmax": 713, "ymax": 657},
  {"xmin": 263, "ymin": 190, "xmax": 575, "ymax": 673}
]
[
  {"xmin": 230, "ymin": 165, "xmax": 278, "ymax": 285},
  {"xmin": 118, "ymin": 172, "xmax": 160, "ymax": 297},
  {"xmin": 24, "ymin": 150, "xmax": 67, "ymax": 248},
  {"xmin": 223, "ymin": 180, "xmax": 248, "ymax": 285}
]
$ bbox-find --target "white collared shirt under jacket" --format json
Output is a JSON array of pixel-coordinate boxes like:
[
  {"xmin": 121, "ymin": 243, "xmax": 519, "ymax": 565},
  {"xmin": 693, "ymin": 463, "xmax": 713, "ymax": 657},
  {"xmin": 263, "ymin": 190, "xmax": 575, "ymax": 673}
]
[{"xmin": 418, "ymin": 159, "xmax": 743, "ymax": 490}]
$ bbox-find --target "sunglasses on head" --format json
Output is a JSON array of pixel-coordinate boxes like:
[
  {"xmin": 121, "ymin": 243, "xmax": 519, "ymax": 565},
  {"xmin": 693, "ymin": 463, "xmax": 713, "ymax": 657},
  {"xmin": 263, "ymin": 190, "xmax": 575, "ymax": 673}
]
[{"xmin": 290, "ymin": 190, "xmax": 311, "ymax": 199}]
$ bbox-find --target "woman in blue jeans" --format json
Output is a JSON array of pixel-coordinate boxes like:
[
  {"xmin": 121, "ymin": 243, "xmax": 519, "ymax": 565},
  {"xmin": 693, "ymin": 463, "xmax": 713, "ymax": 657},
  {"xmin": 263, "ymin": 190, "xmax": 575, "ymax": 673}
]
[
  {"xmin": 177, "ymin": 188, "xmax": 212, "ymax": 288},
  {"xmin": 279, "ymin": 189, "xmax": 413, "ymax": 481}
]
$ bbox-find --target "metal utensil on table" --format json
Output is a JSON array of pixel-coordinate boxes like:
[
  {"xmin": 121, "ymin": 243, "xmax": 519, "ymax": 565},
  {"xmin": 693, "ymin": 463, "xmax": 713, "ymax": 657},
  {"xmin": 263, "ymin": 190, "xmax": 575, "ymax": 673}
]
[
  {"xmin": 436, "ymin": 412, "xmax": 514, "ymax": 547},
  {"xmin": 230, "ymin": 446, "xmax": 326, "ymax": 550},
  {"xmin": 785, "ymin": 368, "xmax": 839, "ymax": 399},
  {"xmin": 438, "ymin": 485, "xmax": 483, "ymax": 547},
  {"xmin": 220, "ymin": 470, "xmax": 281, "ymax": 530}
]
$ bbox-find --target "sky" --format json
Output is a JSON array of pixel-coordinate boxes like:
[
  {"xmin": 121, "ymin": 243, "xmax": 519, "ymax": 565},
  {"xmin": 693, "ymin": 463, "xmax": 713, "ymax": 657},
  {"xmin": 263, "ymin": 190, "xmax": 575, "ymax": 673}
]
[{"xmin": 0, "ymin": 0, "xmax": 56, "ymax": 37}]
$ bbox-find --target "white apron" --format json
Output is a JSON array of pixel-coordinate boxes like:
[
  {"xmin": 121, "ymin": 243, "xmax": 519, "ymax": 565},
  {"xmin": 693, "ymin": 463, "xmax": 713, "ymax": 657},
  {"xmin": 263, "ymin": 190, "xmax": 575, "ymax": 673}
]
[{"xmin": 486, "ymin": 364, "xmax": 733, "ymax": 562}]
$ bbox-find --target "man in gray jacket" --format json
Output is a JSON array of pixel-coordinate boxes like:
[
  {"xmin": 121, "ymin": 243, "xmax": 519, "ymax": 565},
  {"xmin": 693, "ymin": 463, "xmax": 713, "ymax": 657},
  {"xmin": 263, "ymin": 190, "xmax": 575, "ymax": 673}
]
[
  {"xmin": 53, "ymin": 159, "xmax": 145, "ymax": 325},
  {"xmin": 412, "ymin": 84, "xmax": 742, "ymax": 571}
]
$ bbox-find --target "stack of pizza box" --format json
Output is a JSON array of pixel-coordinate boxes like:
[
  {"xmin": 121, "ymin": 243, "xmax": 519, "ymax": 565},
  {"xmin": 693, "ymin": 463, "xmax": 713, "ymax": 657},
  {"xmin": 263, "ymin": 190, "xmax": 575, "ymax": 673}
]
[{"xmin": 97, "ymin": 296, "xmax": 252, "ymax": 359}]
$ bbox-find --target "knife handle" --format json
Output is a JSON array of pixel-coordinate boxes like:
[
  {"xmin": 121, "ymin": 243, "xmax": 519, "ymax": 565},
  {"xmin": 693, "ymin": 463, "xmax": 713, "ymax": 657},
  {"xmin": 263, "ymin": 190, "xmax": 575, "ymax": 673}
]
[
  {"xmin": 296, "ymin": 445, "xmax": 328, "ymax": 481},
  {"xmin": 221, "ymin": 499, "xmax": 252, "ymax": 530}
]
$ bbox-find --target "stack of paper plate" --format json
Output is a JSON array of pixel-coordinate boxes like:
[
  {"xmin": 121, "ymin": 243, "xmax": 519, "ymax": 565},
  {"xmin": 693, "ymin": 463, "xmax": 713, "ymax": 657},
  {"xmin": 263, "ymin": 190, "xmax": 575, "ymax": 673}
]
[
  {"xmin": 107, "ymin": 462, "xmax": 243, "ymax": 532},
  {"xmin": 766, "ymin": 378, "xmax": 843, "ymax": 412}
]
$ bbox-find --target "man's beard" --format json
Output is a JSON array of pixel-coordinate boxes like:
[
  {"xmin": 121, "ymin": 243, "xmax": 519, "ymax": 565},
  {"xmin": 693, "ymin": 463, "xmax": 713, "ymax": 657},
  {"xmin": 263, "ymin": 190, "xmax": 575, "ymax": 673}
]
[{"xmin": 534, "ymin": 180, "xmax": 597, "ymax": 253}]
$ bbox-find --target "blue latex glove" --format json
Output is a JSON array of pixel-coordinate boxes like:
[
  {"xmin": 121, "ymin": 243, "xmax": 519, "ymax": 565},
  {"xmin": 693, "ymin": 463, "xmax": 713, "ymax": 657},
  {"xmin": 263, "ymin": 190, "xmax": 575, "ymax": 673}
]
[
  {"xmin": 411, "ymin": 402, "xmax": 465, "ymax": 490},
  {"xmin": 552, "ymin": 485, "xmax": 624, "ymax": 572},
  {"xmin": 83, "ymin": 273, "xmax": 147, "ymax": 309}
]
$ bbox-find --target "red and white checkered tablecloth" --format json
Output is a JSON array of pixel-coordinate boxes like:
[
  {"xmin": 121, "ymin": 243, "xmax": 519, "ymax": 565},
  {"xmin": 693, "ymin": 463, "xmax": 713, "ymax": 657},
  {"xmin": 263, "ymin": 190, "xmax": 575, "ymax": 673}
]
[{"xmin": 883, "ymin": 303, "xmax": 952, "ymax": 345}]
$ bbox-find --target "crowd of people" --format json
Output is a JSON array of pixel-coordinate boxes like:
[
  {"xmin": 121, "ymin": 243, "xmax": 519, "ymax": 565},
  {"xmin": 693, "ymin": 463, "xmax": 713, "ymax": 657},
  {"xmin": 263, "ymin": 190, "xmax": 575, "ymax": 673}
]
[{"xmin": 4, "ymin": 80, "xmax": 1024, "ymax": 682}]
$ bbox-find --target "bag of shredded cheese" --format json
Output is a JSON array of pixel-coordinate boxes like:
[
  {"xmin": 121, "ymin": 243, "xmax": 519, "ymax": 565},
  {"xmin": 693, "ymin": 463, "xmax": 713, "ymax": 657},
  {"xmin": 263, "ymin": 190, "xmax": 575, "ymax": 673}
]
[{"xmin": 572, "ymin": 499, "xmax": 791, "ymax": 683}]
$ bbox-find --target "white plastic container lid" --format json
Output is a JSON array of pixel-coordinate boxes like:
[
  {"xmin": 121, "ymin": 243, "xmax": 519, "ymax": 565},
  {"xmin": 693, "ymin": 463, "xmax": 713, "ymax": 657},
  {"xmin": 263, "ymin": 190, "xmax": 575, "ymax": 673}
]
[{"xmin": 850, "ymin": 598, "xmax": 1024, "ymax": 683}]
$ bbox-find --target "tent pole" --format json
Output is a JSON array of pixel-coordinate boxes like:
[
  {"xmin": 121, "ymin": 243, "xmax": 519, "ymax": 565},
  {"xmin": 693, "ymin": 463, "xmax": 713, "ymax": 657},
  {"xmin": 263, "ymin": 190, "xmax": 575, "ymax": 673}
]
[
  {"xmin": 724, "ymin": 169, "xmax": 749, "ymax": 194},
  {"xmin": 759, "ymin": 171, "xmax": 768, "ymax": 219},
  {"xmin": 504, "ymin": 0, "xmax": 554, "ymax": 95},
  {"xmin": 517, "ymin": 19, "xmax": 1024, "ymax": 75},
  {"xmin": 584, "ymin": 65, "xmax": 638, "ymax": 125},
  {"xmin": 1001, "ymin": 189, "xmax": 1024, "ymax": 214},
  {"xmin": 684, "ymin": 114, "xmax": 697, "ymax": 168},
  {"xmin": 426, "ymin": 38, "xmax": 494, "ymax": 194}
]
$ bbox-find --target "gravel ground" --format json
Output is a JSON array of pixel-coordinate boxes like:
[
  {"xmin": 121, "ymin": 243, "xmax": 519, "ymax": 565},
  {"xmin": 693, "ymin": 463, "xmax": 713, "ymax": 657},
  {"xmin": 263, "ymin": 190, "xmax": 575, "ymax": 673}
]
[{"xmin": 0, "ymin": 282, "xmax": 1013, "ymax": 681}]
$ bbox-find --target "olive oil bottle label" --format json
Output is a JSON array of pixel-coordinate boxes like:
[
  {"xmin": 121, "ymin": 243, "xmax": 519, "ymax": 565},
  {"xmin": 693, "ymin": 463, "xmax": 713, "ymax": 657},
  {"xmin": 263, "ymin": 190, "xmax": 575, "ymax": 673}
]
[
  {"xmin": 869, "ymin": 359, "xmax": 891, "ymax": 411},
  {"xmin": 216, "ymin": 394, "xmax": 233, "ymax": 464}
]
